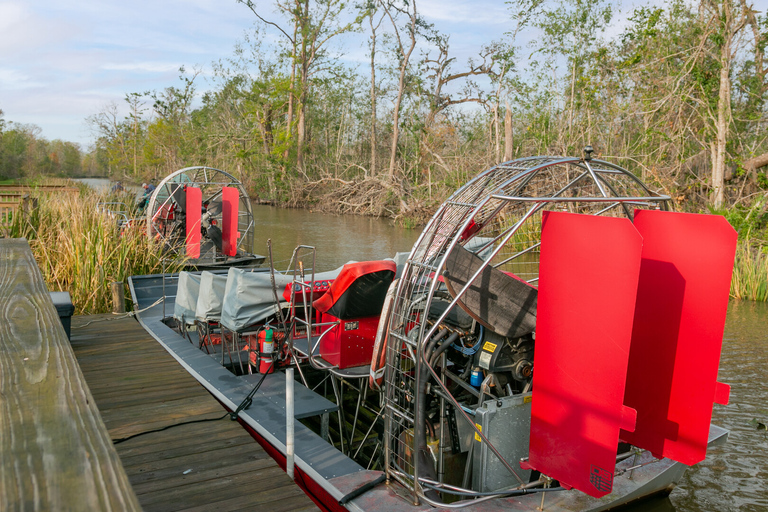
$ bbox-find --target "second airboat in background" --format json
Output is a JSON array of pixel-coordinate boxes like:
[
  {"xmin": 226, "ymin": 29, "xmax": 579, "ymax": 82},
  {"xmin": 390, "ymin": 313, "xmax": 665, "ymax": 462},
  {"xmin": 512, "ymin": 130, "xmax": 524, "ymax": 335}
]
[{"xmin": 145, "ymin": 166, "xmax": 265, "ymax": 269}]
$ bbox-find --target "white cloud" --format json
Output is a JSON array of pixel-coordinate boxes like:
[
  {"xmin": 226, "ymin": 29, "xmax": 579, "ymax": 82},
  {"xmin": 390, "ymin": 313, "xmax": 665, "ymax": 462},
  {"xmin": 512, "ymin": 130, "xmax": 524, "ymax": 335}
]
[
  {"xmin": 0, "ymin": 67, "xmax": 44, "ymax": 90},
  {"xmin": 0, "ymin": 2, "xmax": 24, "ymax": 30},
  {"xmin": 102, "ymin": 62, "xmax": 182, "ymax": 73},
  {"xmin": 419, "ymin": 0, "xmax": 509, "ymax": 26},
  {"xmin": 0, "ymin": 2, "xmax": 78, "ymax": 53}
]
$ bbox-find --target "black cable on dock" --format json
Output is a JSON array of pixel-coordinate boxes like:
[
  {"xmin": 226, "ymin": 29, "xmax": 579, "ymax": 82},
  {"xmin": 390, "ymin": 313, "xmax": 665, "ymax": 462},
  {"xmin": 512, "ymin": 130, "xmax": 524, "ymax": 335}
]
[{"xmin": 112, "ymin": 413, "xmax": 229, "ymax": 444}]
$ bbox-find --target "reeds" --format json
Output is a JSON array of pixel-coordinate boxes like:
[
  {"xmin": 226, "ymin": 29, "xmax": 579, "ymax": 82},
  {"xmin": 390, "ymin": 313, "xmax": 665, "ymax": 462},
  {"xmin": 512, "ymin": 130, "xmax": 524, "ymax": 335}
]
[
  {"xmin": 710, "ymin": 197, "xmax": 768, "ymax": 302},
  {"xmin": 3, "ymin": 189, "xmax": 181, "ymax": 314},
  {"xmin": 731, "ymin": 239, "xmax": 768, "ymax": 302}
]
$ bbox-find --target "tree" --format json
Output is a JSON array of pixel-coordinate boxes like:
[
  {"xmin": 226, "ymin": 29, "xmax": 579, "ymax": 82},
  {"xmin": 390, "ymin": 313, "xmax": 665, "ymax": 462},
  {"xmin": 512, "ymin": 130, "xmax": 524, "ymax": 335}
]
[
  {"xmin": 534, "ymin": 0, "xmax": 614, "ymax": 149},
  {"xmin": 737, "ymin": 0, "xmax": 768, "ymax": 185},
  {"xmin": 208, "ymin": 32, "xmax": 296, "ymax": 196},
  {"xmin": 125, "ymin": 92, "xmax": 149, "ymax": 177},
  {"xmin": 700, "ymin": 0, "xmax": 749, "ymax": 208},
  {"xmin": 365, "ymin": 2, "xmax": 386, "ymax": 176},
  {"xmin": 87, "ymin": 102, "xmax": 132, "ymax": 177},
  {"xmin": 379, "ymin": 0, "xmax": 419, "ymax": 181},
  {"xmin": 236, "ymin": 0, "xmax": 358, "ymax": 170},
  {"xmin": 145, "ymin": 68, "xmax": 201, "ymax": 173}
]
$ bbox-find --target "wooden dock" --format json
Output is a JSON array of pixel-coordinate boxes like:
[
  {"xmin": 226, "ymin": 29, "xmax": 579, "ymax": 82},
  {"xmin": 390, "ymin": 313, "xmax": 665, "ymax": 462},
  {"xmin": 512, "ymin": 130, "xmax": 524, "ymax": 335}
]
[
  {"xmin": 0, "ymin": 239, "xmax": 140, "ymax": 511},
  {"xmin": 70, "ymin": 313, "xmax": 320, "ymax": 512}
]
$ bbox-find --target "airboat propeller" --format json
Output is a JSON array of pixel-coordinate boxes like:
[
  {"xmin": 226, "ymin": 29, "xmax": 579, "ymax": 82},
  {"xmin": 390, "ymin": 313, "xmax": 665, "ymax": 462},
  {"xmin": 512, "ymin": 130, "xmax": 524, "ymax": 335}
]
[
  {"xmin": 384, "ymin": 149, "xmax": 735, "ymax": 503},
  {"xmin": 146, "ymin": 166, "xmax": 264, "ymax": 269}
]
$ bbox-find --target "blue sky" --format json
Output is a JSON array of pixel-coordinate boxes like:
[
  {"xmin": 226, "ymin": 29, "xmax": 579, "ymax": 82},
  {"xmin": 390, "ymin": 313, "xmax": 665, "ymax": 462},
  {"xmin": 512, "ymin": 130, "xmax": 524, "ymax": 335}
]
[{"xmin": 0, "ymin": 0, "xmax": 638, "ymax": 149}]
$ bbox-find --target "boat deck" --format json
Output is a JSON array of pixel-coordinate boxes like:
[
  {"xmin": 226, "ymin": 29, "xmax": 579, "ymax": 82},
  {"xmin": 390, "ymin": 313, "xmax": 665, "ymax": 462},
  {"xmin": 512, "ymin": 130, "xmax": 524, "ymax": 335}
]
[{"xmin": 70, "ymin": 313, "xmax": 319, "ymax": 512}]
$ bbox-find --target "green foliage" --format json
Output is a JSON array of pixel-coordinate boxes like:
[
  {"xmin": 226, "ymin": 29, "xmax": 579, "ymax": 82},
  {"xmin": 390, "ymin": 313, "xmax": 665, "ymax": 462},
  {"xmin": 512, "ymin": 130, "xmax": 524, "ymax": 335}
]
[
  {"xmin": 709, "ymin": 197, "xmax": 768, "ymax": 240},
  {"xmin": 0, "ymin": 117, "xmax": 87, "ymax": 178},
  {"xmin": 710, "ymin": 196, "xmax": 768, "ymax": 302}
]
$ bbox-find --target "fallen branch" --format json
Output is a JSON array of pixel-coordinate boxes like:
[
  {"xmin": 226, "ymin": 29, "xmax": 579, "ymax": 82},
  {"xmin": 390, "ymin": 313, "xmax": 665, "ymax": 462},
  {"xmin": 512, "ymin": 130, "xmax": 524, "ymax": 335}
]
[{"xmin": 744, "ymin": 152, "xmax": 768, "ymax": 172}]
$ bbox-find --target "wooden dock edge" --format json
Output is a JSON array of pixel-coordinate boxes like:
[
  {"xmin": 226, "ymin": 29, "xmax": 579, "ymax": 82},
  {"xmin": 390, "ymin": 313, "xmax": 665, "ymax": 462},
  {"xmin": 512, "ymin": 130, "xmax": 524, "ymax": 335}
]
[{"xmin": 0, "ymin": 238, "xmax": 140, "ymax": 511}]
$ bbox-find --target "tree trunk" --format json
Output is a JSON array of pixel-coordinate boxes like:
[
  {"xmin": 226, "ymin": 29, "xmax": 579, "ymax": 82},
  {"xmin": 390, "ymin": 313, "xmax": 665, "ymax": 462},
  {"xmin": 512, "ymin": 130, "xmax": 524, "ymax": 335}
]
[
  {"xmin": 712, "ymin": 40, "xmax": 730, "ymax": 208},
  {"xmin": 369, "ymin": 16, "xmax": 378, "ymax": 177},
  {"xmin": 710, "ymin": 0, "xmax": 739, "ymax": 209},
  {"xmin": 504, "ymin": 101, "xmax": 514, "ymax": 162},
  {"xmin": 388, "ymin": 65, "xmax": 409, "ymax": 180},
  {"xmin": 493, "ymin": 104, "xmax": 500, "ymax": 163},
  {"xmin": 296, "ymin": 0, "xmax": 310, "ymax": 172},
  {"xmin": 284, "ymin": 21, "xmax": 299, "ymax": 166},
  {"xmin": 387, "ymin": 1, "xmax": 418, "ymax": 182},
  {"xmin": 297, "ymin": 88, "xmax": 306, "ymax": 171},
  {"xmin": 568, "ymin": 63, "xmax": 577, "ymax": 142}
]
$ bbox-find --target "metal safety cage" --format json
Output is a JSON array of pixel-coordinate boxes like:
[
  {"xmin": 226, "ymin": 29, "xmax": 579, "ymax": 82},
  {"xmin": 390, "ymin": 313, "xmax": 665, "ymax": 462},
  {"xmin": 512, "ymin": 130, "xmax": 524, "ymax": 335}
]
[
  {"xmin": 382, "ymin": 153, "xmax": 670, "ymax": 505},
  {"xmin": 146, "ymin": 166, "xmax": 255, "ymax": 261}
]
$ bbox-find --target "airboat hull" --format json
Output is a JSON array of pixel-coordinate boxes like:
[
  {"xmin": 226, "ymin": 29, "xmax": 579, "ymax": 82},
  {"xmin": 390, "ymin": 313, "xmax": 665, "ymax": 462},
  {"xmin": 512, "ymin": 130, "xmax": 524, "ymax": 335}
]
[
  {"xmin": 129, "ymin": 272, "xmax": 728, "ymax": 512},
  {"xmin": 184, "ymin": 254, "xmax": 266, "ymax": 271}
]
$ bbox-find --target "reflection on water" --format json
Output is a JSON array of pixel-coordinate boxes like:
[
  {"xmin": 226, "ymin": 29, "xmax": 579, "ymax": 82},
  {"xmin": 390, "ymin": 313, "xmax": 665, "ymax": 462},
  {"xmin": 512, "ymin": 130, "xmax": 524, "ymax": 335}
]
[
  {"xmin": 669, "ymin": 299, "xmax": 768, "ymax": 512},
  {"xmin": 76, "ymin": 178, "xmax": 113, "ymax": 192},
  {"xmin": 250, "ymin": 205, "xmax": 421, "ymax": 271},
  {"xmin": 75, "ymin": 178, "xmax": 142, "ymax": 194},
  {"xmin": 626, "ymin": 496, "xmax": 677, "ymax": 512}
]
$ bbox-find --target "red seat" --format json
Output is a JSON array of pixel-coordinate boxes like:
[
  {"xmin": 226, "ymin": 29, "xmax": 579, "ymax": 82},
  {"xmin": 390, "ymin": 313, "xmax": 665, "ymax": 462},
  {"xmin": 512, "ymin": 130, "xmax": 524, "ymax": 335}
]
[{"xmin": 312, "ymin": 260, "xmax": 396, "ymax": 369}]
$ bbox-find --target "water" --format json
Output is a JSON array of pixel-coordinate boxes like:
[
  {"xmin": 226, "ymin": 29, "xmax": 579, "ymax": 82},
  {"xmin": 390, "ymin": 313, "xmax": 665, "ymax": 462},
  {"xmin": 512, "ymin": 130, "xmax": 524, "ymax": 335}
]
[
  {"xmin": 75, "ymin": 178, "xmax": 143, "ymax": 194},
  {"xmin": 669, "ymin": 299, "xmax": 768, "ymax": 512},
  {"xmin": 255, "ymin": 205, "xmax": 767, "ymax": 511},
  {"xmin": 250, "ymin": 205, "xmax": 421, "ymax": 271}
]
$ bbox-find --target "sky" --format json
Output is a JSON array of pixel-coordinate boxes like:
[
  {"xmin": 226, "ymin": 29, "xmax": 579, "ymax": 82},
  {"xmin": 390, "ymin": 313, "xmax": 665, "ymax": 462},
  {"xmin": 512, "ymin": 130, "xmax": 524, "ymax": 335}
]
[{"xmin": 0, "ymin": 0, "xmax": 639, "ymax": 150}]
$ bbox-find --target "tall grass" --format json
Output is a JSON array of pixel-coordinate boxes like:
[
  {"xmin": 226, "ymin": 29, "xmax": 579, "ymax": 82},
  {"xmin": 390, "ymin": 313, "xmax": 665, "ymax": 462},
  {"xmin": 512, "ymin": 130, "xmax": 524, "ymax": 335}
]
[
  {"xmin": 710, "ymin": 197, "xmax": 768, "ymax": 302},
  {"xmin": 3, "ymin": 189, "xmax": 182, "ymax": 314},
  {"xmin": 731, "ymin": 239, "xmax": 768, "ymax": 302}
]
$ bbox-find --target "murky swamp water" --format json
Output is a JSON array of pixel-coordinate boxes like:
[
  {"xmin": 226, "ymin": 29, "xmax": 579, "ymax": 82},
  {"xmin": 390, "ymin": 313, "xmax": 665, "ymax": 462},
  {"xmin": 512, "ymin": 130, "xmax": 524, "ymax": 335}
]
[{"xmin": 250, "ymin": 205, "xmax": 421, "ymax": 271}]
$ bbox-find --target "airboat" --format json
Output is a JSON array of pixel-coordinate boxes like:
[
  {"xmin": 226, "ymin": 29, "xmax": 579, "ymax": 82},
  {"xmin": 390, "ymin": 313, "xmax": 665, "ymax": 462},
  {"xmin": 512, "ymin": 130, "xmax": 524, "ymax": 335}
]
[
  {"xmin": 99, "ymin": 167, "xmax": 265, "ymax": 268},
  {"xmin": 129, "ymin": 151, "xmax": 735, "ymax": 511}
]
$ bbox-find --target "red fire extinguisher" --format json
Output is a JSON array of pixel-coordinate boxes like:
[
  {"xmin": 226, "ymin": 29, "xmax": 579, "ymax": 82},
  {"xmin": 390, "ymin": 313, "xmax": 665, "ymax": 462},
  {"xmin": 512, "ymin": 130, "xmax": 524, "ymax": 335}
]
[{"xmin": 258, "ymin": 328, "xmax": 274, "ymax": 374}]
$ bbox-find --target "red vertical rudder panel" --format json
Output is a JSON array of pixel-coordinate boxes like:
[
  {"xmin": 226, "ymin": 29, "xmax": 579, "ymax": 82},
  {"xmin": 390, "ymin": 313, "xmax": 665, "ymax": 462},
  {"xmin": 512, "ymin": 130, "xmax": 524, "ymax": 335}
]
[
  {"xmin": 621, "ymin": 210, "xmax": 736, "ymax": 465},
  {"xmin": 221, "ymin": 187, "xmax": 239, "ymax": 257},
  {"xmin": 185, "ymin": 186, "xmax": 202, "ymax": 259},
  {"xmin": 525, "ymin": 211, "xmax": 642, "ymax": 498}
]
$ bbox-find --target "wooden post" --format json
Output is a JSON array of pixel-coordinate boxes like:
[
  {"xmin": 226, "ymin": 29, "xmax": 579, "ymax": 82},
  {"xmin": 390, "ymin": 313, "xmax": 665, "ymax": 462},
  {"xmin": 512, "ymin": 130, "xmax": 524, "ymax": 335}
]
[
  {"xmin": 0, "ymin": 239, "xmax": 140, "ymax": 511},
  {"xmin": 111, "ymin": 281, "xmax": 126, "ymax": 313}
]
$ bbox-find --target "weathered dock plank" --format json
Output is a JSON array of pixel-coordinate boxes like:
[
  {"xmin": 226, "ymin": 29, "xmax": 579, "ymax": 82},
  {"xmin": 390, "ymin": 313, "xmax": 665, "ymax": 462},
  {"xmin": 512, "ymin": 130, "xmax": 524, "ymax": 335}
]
[
  {"xmin": 0, "ymin": 238, "xmax": 140, "ymax": 511},
  {"xmin": 70, "ymin": 313, "xmax": 319, "ymax": 512}
]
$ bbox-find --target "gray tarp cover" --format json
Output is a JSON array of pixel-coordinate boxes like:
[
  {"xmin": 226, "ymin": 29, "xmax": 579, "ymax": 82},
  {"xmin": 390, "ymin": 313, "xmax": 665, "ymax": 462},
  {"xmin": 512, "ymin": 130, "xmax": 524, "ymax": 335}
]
[
  {"xmin": 195, "ymin": 271, "xmax": 228, "ymax": 322},
  {"xmin": 220, "ymin": 266, "xmax": 345, "ymax": 332},
  {"xmin": 174, "ymin": 271, "xmax": 201, "ymax": 324}
]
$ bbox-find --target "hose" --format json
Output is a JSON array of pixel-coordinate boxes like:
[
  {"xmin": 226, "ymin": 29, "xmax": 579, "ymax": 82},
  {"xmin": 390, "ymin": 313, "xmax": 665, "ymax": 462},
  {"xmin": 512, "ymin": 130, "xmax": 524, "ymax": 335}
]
[
  {"xmin": 424, "ymin": 328, "xmax": 448, "ymax": 362},
  {"xmin": 415, "ymin": 329, "xmax": 460, "ymax": 502},
  {"xmin": 429, "ymin": 332, "xmax": 460, "ymax": 368}
]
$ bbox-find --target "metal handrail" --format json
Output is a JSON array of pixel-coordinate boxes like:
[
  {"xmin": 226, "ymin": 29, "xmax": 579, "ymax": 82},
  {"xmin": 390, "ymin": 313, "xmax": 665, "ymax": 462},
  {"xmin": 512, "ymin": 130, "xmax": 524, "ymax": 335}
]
[{"xmin": 490, "ymin": 193, "xmax": 670, "ymax": 203}]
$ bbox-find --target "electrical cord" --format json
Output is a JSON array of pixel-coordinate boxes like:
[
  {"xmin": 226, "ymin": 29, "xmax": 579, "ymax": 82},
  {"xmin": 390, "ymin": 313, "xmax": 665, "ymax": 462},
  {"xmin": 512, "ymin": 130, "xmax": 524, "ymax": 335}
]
[
  {"xmin": 112, "ymin": 412, "xmax": 229, "ymax": 444},
  {"xmin": 230, "ymin": 359, "xmax": 276, "ymax": 420}
]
